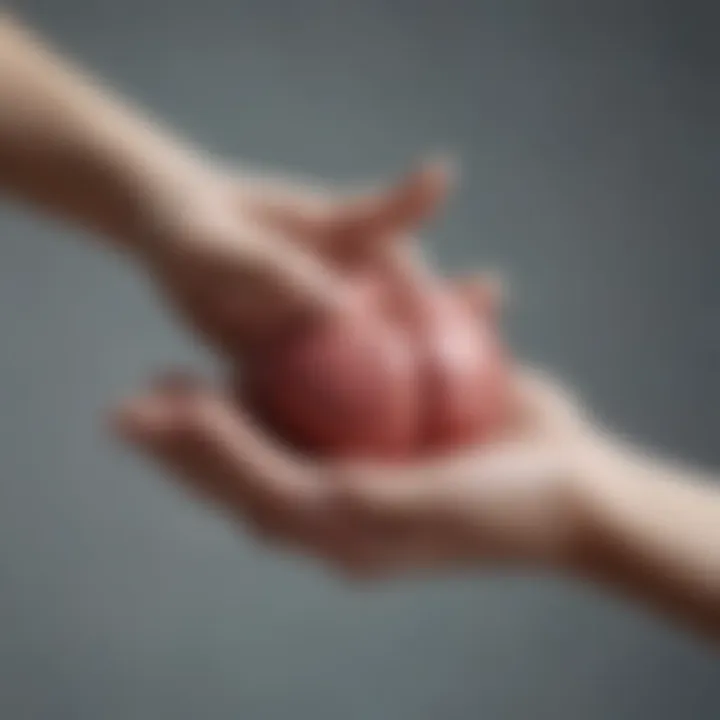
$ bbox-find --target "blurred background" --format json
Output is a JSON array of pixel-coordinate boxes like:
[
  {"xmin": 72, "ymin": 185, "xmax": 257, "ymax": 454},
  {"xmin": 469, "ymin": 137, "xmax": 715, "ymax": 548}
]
[{"xmin": 0, "ymin": 0, "xmax": 718, "ymax": 718}]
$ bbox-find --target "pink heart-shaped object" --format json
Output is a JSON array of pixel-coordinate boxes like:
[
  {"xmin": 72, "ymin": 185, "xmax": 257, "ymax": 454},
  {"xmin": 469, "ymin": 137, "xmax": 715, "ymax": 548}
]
[{"xmin": 242, "ymin": 267, "xmax": 510, "ymax": 460}]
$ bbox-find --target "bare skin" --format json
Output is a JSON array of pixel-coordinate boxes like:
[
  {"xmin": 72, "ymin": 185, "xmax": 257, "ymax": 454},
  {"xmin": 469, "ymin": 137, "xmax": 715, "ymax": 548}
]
[
  {"xmin": 117, "ymin": 291, "xmax": 720, "ymax": 643},
  {"xmin": 0, "ymin": 13, "xmax": 446, "ymax": 351},
  {"xmin": 1, "ymin": 13, "xmax": 718, "ymax": 643}
]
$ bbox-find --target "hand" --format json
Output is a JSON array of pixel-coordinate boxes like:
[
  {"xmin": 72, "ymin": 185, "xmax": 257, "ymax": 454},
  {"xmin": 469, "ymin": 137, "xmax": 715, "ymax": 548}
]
[
  {"xmin": 131, "ymin": 158, "xmax": 452, "ymax": 355},
  {"xmin": 115, "ymin": 282, "xmax": 603, "ymax": 579},
  {"xmin": 0, "ymin": 15, "xmax": 449, "ymax": 354},
  {"xmin": 325, "ymin": 368, "xmax": 598, "ymax": 575}
]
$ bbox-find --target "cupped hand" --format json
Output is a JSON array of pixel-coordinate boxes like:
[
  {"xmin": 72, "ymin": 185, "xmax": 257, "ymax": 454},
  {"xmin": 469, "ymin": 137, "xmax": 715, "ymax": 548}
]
[
  {"xmin": 133, "ymin": 158, "xmax": 452, "ymax": 355},
  {"xmin": 115, "ymin": 280, "xmax": 602, "ymax": 579}
]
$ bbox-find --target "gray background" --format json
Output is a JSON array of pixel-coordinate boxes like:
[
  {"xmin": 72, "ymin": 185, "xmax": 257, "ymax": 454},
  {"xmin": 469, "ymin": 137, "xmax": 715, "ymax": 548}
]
[{"xmin": 1, "ymin": 0, "xmax": 718, "ymax": 718}]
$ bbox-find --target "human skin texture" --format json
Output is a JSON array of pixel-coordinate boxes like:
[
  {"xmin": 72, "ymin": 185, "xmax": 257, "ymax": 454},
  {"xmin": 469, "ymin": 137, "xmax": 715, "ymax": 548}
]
[
  {"xmin": 0, "ymin": 13, "xmax": 450, "ymax": 355},
  {"xmin": 3, "ymin": 11, "xmax": 719, "ymax": 645}
]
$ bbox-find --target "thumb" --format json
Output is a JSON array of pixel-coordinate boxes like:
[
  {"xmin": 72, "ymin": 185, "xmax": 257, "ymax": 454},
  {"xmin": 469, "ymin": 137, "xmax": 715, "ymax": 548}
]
[
  {"xmin": 243, "ymin": 231, "xmax": 348, "ymax": 318},
  {"xmin": 189, "ymin": 224, "xmax": 350, "ymax": 342},
  {"xmin": 328, "ymin": 157, "xmax": 456, "ymax": 261}
]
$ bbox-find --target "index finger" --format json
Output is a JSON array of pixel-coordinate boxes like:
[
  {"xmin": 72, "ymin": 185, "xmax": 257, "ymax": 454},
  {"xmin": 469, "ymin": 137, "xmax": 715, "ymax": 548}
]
[{"xmin": 116, "ymin": 377, "xmax": 327, "ymax": 514}]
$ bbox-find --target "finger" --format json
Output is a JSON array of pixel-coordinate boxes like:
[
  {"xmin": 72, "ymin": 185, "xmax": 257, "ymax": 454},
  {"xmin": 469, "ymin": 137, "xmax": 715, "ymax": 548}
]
[
  {"xmin": 453, "ymin": 271, "xmax": 507, "ymax": 317},
  {"xmin": 113, "ymin": 375, "xmax": 244, "ymax": 510},
  {"xmin": 184, "ymin": 225, "xmax": 351, "ymax": 344},
  {"xmin": 379, "ymin": 262, "xmax": 506, "ymax": 333},
  {"xmin": 246, "ymin": 159, "xmax": 454, "ymax": 266},
  {"xmin": 327, "ymin": 157, "xmax": 456, "ymax": 260},
  {"xmin": 365, "ymin": 156, "xmax": 456, "ymax": 234},
  {"xmin": 115, "ymin": 378, "xmax": 384, "ymax": 562},
  {"xmin": 374, "ymin": 239, "xmax": 438, "ymax": 321},
  {"xmin": 239, "ymin": 174, "xmax": 335, "ymax": 239},
  {"xmin": 228, "ymin": 378, "xmax": 400, "ymax": 559},
  {"xmin": 238, "ymin": 231, "xmax": 351, "ymax": 325},
  {"xmin": 114, "ymin": 376, "xmax": 323, "ymax": 516}
]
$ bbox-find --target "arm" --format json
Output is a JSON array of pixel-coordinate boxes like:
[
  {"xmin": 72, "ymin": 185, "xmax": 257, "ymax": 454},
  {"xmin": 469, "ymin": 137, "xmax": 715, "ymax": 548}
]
[
  {"xmin": 115, "ymin": 365, "xmax": 720, "ymax": 641},
  {"xmin": 0, "ymin": 13, "xmax": 206, "ymax": 248},
  {"xmin": 571, "ymin": 439, "xmax": 720, "ymax": 639},
  {"xmin": 0, "ymin": 13, "xmax": 441, "ymax": 348}
]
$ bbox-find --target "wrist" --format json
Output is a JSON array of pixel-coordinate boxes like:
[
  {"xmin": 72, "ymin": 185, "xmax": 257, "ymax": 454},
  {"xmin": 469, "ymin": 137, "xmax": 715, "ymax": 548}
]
[
  {"xmin": 0, "ymin": 15, "xmax": 215, "ymax": 256},
  {"xmin": 462, "ymin": 434, "xmax": 614, "ymax": 571},
  {"xmin": 560, "ymin": 431, "xmax": 638, "ymax": 579},
  {"xmin": 539, "ymin": 430, "xmax": 620, "ymax": 574}
]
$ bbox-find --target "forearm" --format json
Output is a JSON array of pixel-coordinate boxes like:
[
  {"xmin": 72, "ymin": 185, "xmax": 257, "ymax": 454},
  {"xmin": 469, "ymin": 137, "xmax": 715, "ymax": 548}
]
[
  {"xmin": 570, "ymin": 437, "xmax": 720, "ymax": 639},
  {"xmin": 0, "ymin": 14, "xmax": 208, "ymax": 249}
]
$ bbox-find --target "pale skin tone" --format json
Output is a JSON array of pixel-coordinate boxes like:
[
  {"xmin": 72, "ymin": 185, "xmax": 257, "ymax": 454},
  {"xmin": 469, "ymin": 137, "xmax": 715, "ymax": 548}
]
[
  {"xmin": 1, "ymin": 14, "xmax": 719, "ymax": 642},
  {"xmin": 0, "ymin": 14, "xmax": 447, "ymax": 350}
]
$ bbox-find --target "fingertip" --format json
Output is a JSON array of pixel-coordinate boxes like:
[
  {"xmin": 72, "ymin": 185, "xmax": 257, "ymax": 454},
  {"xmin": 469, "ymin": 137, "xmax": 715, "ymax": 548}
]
[
  {"xmin": 454, "ymin": 270, "xmax": 509, "ymax": 317},
  {"xmin": 394, "ymin": 156, "xmax": 453, "ymax": 215},
  {"xmin": 336, "ymin": 156, "xmax": 457, "ymax": 249},
  {"xmin": 110, "ymin": 371, "xmax": 210, "ymax": 447},
  {"xmin": 415, "ymin": 153, "xmax": 459, "ymax": 192},
  {"xmin": 110, "ymin": 395, "xmax": 172, "ymax": 446}
]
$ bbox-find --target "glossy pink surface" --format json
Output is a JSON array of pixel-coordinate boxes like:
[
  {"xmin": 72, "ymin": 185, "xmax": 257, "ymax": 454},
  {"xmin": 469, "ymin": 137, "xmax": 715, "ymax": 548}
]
[{"xmin": 244, "ymin": 269, "xmax": 509, "ymax": 460}]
